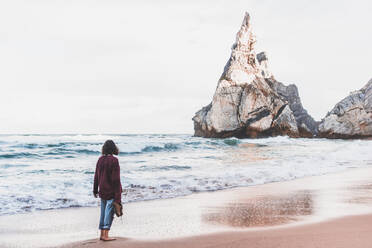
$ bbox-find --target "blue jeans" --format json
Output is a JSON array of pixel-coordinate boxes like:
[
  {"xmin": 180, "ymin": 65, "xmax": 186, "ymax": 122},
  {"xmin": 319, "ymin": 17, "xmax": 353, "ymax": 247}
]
[{"xmin": 99, "ymin": 199, "xmax": 114, "ymax": 230}]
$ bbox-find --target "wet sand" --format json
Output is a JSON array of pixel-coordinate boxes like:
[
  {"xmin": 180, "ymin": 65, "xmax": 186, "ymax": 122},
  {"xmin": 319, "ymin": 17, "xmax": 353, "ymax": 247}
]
[
  {"xmin": 2, "ymin": 167, "xmax": 372, "ymax": 247},
  {"xmin": 62, "ymin": 214, "xmax": 372, "ymax": 248}
]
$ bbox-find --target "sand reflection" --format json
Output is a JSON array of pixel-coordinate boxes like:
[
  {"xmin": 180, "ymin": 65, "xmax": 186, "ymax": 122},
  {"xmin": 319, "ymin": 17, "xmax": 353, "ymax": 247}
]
[
  {"xmin": 203, "ymin": 191, "xmax": 313, "ymax": 227},
  {"xmin": 348, "ymin": 183, "xmax": 372, "ymax": 204}
]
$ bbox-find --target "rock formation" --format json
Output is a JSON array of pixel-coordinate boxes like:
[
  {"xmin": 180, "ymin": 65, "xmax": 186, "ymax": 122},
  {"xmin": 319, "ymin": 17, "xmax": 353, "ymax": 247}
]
[
  {"xmin": 193, "ymin": 12, "xmax": 317, "ymax": 138},
  {"xmin": 318, "ymin": 79, "xmax": 372, "ymax": 139}
]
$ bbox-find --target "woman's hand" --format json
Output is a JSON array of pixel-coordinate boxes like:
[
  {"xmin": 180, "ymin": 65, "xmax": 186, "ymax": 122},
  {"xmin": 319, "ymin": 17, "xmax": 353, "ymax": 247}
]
[{"xmin": 93, "ymin": 193, "xmax": 98, "ymax": 198}]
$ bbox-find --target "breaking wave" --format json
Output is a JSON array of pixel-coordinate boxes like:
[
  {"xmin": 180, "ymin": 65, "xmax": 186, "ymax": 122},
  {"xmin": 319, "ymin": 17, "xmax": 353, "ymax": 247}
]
[{"xmin": 0, "ymin": 134, "xmax": 371, "ymax": 215}]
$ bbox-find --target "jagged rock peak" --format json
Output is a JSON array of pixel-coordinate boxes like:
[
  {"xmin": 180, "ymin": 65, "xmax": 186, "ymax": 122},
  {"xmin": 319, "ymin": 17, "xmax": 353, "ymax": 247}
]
[
  {"xmin": 219, "ymin": 12, "xmax": 260, "ymax": 88},
  {"xmin": 192, "ymin": 12, "xmax": 318, "ymax": 139},
  {"xmin": 318, "ymin": 79, "xmax": 372, "ymax": 139}
]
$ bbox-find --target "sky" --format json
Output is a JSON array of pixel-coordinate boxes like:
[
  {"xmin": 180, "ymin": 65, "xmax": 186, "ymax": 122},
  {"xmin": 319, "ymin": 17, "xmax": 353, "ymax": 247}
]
[{"xmin": 0, "ymin": 0, "xmax": 371, "ymax": 134}]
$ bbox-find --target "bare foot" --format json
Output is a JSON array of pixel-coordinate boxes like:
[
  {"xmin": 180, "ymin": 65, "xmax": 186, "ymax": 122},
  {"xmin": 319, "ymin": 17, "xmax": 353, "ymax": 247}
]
[
  {"xmin": 101, "ymin": 230, "xmax": 116, "ymax": 241},
  {"xmin": 100, "ymin": 230, "xmax": 105, "ymax": 240}
]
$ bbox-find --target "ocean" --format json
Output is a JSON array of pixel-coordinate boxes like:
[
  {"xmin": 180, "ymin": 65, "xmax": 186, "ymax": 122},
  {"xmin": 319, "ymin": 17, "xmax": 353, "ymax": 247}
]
[{"xmin": 0, "ymin": 134, "xmax": 371, "ymax": 216}]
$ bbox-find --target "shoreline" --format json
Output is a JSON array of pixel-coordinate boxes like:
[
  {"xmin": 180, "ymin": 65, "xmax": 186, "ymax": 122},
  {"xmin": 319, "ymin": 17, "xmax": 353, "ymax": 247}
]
[{"xmin": 1, "ymin": 167, "xmax": 372, "ymax": 247}]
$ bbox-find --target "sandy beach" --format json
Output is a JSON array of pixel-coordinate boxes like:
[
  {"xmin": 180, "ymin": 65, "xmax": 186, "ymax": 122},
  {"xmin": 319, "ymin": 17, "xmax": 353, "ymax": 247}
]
[
  {"xmin": 1, "ymin": 166, "xmax": 372, "ymax": 248},
  {"xmin": 62, "ymin": 214, "xmax": 372, "ymax": 248}
]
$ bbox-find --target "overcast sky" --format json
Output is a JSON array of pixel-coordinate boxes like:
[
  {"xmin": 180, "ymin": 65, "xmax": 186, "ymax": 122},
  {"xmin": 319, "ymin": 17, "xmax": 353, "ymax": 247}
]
[{"xmin": 0, "ymin": 0, "xmax": 371, "ymax": 134}]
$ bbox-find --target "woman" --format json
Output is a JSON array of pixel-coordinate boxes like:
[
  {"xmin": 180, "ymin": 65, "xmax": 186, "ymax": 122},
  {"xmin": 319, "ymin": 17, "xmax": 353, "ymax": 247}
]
[{"xmin": 93, "ymin": 140, "xmax": 122, "ymax": 241}]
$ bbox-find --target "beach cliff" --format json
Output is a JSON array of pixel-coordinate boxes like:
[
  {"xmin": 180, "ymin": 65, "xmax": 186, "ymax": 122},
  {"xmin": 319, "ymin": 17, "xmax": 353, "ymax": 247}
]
[{"xmin": 192, "ymin": 13, "xmax": 317, "ymax": 138}]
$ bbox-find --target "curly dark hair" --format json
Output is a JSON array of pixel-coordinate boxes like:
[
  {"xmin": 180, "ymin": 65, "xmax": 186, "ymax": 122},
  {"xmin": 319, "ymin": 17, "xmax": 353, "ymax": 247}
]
[{"xmin": 101, "ymin": 140, "xmax": 119, "ymax": 155}]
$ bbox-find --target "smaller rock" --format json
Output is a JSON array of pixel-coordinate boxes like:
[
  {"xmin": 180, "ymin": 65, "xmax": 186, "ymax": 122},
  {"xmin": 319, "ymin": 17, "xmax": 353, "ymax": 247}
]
[
  {"xmin": 257, "ymin": 52, "xmax": 271, "ymax": 78},
  {"xmin": 318, "ymin": 79, "xmax": 372, "ymax": 138}
]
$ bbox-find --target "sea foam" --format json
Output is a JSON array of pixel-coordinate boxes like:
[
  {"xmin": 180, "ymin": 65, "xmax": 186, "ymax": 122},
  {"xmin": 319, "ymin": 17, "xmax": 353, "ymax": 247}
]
[{"xmin": 0, "ymin": 134, "xmax": 371, "ymax": 215}]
